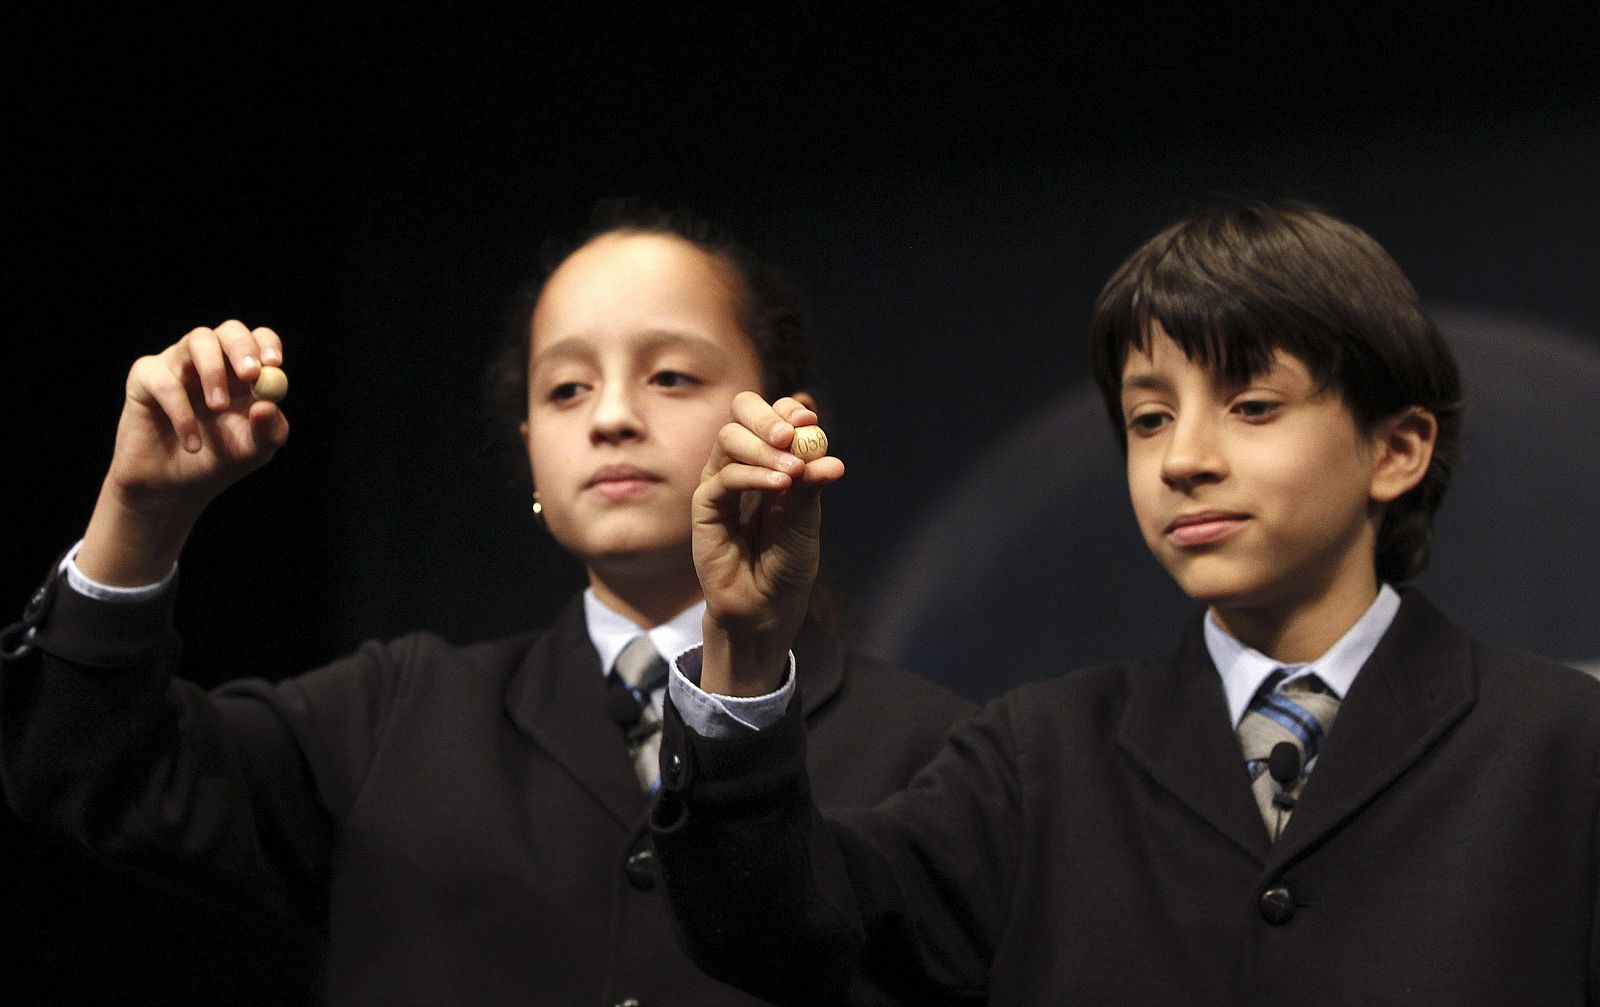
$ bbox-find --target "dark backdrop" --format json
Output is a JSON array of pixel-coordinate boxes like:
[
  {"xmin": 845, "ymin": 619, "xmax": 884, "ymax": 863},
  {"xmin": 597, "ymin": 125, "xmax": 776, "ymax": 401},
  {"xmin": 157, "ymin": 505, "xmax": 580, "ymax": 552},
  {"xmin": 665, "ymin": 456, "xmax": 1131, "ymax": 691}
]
[{"xmin": 5, "ymin": 4, "xmax": 1598, "ymax": 1002}]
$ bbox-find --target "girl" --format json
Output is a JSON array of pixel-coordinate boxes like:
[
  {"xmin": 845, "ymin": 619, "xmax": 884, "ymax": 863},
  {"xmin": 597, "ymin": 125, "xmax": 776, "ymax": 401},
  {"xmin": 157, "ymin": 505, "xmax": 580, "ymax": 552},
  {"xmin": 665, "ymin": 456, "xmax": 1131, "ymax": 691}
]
[{"xmin": 1, "ymin": 204, "xmax": 971, "ymax": 1005}]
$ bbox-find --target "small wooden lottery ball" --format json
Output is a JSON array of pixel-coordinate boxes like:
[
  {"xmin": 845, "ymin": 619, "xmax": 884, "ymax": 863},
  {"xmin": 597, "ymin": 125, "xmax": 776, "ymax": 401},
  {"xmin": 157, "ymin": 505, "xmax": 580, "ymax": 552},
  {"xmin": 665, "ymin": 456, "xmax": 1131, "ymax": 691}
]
[
  {"xmin": 791, "ymin": 425, "xmax": 828, "ymax": 461},
  {"xmin": 252, "ymin": 366, "xmax": 289, "ymax": 403}
]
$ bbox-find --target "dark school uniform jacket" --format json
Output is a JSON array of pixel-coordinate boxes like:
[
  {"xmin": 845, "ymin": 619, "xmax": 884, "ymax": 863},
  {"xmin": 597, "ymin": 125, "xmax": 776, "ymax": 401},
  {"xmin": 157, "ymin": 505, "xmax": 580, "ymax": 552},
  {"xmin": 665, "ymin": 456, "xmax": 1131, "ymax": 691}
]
[
  {"xmin": 653, "ymin": 591, "xmax": 1600, "ymax": 1006},
  {"xmin": 0, "ymin": 566, "xmax": 974, "ymax": 1006}
]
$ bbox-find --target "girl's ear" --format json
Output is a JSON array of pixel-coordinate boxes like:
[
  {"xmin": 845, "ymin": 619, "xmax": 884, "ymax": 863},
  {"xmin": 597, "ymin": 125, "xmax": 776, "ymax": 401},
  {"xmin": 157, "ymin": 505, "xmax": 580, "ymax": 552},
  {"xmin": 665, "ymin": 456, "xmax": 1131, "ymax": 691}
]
[{"xmin": 1369, "ymin": 406, "xmax": 1438, "ymax": 504}]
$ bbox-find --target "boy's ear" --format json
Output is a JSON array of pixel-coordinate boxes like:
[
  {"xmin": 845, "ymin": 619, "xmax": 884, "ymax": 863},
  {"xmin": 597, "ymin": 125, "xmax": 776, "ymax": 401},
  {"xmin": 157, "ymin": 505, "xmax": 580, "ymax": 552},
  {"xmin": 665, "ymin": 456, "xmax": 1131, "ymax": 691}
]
[{"xmin": 1368, "ymin": 407, "xmax": 1438, "ymax": 504}]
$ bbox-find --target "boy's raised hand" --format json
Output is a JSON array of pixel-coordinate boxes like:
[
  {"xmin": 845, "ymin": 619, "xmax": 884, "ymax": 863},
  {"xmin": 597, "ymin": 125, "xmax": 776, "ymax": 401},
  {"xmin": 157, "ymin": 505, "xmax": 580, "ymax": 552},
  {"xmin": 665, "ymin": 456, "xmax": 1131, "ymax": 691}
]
[
  {"xmin": 692, "ymin": 392, "xmax": 843, "ymax": 697},
  {"xmin": 78, "ymin": 321, "xmax": 290, "ymax": 586}
]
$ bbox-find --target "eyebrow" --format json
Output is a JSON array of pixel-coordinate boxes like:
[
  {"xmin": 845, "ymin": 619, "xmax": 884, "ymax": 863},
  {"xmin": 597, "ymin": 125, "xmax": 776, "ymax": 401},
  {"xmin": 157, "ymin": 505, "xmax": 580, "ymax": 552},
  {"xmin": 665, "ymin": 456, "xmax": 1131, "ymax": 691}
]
[
  {"xmin": 1119, "ymin": 371, "xmax": 1173, "ymax": 396},
  {"xmin": 530, "ymin": 328, "xmax": 726, "ymax": 371}
]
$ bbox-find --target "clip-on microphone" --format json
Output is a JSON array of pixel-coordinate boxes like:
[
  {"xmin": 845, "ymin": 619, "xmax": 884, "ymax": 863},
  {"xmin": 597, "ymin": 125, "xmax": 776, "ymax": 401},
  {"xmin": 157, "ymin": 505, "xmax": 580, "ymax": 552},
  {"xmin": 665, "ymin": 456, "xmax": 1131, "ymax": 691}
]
[{"xmin": 1268, "ymin": 741, "xmax": 1302, "ymax": 813}]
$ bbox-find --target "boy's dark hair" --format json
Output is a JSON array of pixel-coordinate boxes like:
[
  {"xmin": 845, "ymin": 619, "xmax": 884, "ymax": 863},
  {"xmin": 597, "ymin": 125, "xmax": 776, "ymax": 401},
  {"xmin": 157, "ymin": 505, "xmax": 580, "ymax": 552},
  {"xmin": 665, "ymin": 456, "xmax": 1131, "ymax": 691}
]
[
  {"xmin": 483, "ymin": 199, "xmax": 813, "ymax": 461},
  {"xmin": 1088, "ymin": 198, "xmax": 1464, "ymax": 584}
]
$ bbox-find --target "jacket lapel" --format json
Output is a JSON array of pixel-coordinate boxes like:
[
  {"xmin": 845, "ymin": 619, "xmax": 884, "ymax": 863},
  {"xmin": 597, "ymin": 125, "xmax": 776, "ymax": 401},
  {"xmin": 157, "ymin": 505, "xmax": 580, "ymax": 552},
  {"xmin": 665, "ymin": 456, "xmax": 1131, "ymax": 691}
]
[
  {"xmin": 502, "ymin": 596, "xmax": 649, "ymax": 829},
  {"xmin": 1118, "ymin": 618, "xmax": 1272, "ymax": 863},
  {"xmin": 1267, "ymin": 591, "xmax": 1476, "ymax": 868}
]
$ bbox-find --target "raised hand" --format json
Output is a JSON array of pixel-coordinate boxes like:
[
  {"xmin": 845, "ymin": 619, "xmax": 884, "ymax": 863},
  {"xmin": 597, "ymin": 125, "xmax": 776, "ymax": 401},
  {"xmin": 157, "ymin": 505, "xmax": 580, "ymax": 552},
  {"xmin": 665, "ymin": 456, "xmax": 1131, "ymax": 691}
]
[
  {"xmin": 692, "ymin": 392, "xmax": 843, "ymax": 697},
  {"xmin": 78, "ymin": 321, "xmax": 290, "ymax": 586}
]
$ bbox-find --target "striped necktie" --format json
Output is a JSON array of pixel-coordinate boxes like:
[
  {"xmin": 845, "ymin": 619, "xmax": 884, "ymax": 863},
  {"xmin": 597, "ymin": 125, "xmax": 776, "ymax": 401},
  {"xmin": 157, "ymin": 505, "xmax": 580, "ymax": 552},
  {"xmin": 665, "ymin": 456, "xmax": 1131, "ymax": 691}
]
[
  {"xmin": 608, "ymin": 635, "xmax": 670, "ymax": 792},
  {"xmin": 1237, "ymin": 670, "xmax": 1341, "ymax": 839}
]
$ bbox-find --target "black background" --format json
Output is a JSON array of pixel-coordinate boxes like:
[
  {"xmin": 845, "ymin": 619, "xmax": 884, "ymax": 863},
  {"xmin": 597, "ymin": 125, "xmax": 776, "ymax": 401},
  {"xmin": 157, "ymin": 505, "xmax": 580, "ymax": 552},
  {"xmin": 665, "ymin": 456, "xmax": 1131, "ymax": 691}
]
[{"xmin": 5, "ymin": 4, "xmax": 1598, "ymax": 1002}]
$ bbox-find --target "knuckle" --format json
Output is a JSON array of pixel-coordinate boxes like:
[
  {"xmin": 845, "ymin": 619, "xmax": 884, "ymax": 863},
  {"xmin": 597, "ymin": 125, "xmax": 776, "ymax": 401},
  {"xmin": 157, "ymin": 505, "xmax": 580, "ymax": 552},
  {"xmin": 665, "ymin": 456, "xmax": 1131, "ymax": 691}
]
[{"xmin": 147, "ymin": 368, "xmax": 180, "ymax": 394}]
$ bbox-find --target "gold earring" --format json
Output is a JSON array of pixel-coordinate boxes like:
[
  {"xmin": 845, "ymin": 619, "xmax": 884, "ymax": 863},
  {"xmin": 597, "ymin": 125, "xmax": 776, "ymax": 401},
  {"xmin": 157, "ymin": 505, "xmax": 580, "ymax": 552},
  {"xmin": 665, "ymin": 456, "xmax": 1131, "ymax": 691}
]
[{"xmin": 531, "ymin": 490, "xmax": 546, "ymax": 528}]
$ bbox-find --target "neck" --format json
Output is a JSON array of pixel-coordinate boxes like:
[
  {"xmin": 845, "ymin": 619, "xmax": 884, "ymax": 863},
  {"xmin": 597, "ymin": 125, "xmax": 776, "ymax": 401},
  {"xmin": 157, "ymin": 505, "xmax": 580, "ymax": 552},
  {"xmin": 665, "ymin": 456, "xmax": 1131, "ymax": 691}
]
[
  {"xmin": 1212, "ymin": 567, "xmax": 1380, "ymax": 665},
  {"xmin": 587, "ymin": 565, "xmax": 703, "ymax": 630}
]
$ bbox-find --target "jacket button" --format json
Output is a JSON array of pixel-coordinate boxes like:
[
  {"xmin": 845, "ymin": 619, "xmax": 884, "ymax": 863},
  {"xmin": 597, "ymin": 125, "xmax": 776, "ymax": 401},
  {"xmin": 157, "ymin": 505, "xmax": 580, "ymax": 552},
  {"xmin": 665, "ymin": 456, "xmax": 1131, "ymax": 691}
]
[
  {"xmin": 625, "ymin": 848, "xmax": 656, "ymax": 890},
  {"xmin": 1259, "ymin": 886, "xmax": 1295, "ymax": 924}
]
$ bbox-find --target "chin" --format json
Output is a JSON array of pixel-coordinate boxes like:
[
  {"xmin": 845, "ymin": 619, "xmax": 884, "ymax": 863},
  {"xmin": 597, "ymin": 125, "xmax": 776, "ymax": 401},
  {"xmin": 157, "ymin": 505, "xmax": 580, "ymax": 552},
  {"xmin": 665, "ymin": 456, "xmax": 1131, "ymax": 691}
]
[
  {"xmin": 1163, "ymin": 558, "xmax": 1274, "ymax": 610},
  {"xmin": 585, "ymin": 537, "xmax": 691, "ymax": 575}
]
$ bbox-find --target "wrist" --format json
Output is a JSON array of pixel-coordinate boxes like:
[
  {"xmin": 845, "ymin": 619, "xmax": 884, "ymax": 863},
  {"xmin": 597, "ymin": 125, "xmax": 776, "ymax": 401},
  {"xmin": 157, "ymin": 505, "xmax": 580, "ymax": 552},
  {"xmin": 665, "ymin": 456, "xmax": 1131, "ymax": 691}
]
[
  {"xmin": 699, "ymin": 616, "xmax": 792, "ymax": 698},
  {"xmin": 77, "ymin": 479, "xmax": 198, "ymax": 587}
]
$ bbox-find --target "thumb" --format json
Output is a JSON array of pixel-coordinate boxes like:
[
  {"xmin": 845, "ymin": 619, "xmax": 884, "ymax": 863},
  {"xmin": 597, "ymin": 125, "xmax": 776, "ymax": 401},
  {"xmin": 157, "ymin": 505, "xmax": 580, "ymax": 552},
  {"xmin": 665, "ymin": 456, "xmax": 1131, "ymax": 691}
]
[{"xmin": 249, "ymin": 401, "xmax": 291, "ymax": 450}]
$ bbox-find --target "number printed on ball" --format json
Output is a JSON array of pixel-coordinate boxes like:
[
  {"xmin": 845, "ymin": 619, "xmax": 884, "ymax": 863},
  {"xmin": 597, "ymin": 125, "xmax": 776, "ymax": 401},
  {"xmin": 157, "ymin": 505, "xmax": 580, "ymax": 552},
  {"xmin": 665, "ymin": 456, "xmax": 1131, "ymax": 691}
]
[{"xmin": 791, "ymin": 425, "xmax": 828, "ymax": 461}]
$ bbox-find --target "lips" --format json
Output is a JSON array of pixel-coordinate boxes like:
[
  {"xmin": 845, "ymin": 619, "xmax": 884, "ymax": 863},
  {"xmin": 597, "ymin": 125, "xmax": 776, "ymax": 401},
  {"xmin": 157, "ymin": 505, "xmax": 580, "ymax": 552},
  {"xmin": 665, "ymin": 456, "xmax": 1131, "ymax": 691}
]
[
  {"xmin": 1164, "ymin": 510, "xmax": 1249, "ymax": 547},
  {"xmin": 585, "ymin": 464, "xmax": 662, "ymax": 501}
]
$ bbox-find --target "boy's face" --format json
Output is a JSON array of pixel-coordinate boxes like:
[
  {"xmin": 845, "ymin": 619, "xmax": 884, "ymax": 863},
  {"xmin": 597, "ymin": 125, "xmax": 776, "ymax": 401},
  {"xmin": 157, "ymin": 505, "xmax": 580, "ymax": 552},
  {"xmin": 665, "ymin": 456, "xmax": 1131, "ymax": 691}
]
[{"xmin": 1119, "ymin": 326, "xmax": 1388, "ymax": 624}]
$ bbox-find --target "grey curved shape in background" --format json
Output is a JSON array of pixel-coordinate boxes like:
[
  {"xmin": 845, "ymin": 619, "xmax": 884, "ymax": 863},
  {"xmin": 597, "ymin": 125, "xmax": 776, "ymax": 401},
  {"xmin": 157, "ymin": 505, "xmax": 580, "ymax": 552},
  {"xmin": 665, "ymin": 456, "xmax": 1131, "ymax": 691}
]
[{"xmin": 861, "ymin": 307, "xmax": 1600, "ymax": 701}]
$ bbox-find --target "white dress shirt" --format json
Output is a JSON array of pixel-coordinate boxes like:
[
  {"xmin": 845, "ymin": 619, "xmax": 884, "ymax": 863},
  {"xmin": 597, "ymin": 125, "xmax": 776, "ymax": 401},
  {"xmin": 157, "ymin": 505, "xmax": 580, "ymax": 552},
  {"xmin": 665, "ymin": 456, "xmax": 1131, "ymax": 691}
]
[{"xmin": 673, "ymin": 585, "xmax": 1404, "ymax": 739}]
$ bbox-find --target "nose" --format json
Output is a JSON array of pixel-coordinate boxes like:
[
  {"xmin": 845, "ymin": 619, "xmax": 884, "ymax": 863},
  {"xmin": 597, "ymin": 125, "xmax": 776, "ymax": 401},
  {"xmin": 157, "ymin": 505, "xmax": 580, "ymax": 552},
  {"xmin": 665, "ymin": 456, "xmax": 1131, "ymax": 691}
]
[
  {"xmin": 590, "ymin": 379, "xmax": 644, "ymax": 444},
  {"xmin": 1160, "ymin": 410, "xmax": 1225, "ymax": 491}
]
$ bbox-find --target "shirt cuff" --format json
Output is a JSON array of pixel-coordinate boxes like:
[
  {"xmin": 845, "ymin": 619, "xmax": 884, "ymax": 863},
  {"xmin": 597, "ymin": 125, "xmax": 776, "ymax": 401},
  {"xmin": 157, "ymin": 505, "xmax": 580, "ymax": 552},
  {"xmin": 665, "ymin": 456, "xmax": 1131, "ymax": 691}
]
[
  {"xmin": 668, "ymin": 644, "xmax": 795, "ymax": 737},
  {"xmin": 62, "ymin": 540, "xmax": 177, "ymax": 604}
]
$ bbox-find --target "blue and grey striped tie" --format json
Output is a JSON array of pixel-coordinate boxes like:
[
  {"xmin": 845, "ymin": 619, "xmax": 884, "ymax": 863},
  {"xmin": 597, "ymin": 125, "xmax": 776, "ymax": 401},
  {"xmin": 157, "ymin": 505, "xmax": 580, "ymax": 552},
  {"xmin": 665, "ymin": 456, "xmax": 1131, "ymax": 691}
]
[{"xmin": 1238, "ymin": 670, "xmax": 1341, "ymax": 838}]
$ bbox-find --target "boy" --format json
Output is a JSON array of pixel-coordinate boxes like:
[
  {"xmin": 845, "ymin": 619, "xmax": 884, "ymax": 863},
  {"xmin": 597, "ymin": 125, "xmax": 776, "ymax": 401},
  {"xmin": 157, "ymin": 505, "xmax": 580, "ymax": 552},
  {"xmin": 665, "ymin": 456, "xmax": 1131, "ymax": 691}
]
[{"xmin": 652, "ymin": 200, "xmax": 1600, "ymax": 1004}]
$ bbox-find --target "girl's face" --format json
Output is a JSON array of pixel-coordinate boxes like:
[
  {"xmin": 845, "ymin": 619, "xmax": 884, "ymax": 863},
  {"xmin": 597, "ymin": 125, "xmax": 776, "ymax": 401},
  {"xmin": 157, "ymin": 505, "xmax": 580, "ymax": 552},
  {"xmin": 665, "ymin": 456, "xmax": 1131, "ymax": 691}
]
[{"xmin": 521, "ymin": 231, "xmax": 765, "ymax": 584}]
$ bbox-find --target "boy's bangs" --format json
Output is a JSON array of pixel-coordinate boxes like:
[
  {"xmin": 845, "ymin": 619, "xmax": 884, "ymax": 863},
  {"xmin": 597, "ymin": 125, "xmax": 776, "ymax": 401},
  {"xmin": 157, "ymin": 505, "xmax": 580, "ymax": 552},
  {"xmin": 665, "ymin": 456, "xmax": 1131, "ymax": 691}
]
[{"xmin": 1111, "ymin": 269, "xmax": 1343, "ymax": 397}]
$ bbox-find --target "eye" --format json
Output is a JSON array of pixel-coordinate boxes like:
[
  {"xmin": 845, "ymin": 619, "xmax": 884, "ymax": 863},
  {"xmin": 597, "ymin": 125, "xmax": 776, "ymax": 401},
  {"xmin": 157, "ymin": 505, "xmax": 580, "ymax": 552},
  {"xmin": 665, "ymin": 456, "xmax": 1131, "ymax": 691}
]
[
  {"xmin": 547, "ymin": 381, "xmax": 586, "ymax": 403},
  {"xmin": 1232, "ymin": 399, "xmax": 1281, "ymax": 421},
  {"xmin": 1126, "ymin": 409, "xmax": 1170, "ymax": 436},
  {"xmin": 651, "ymin": 370, "xmax": 703, "ymax": 390}
]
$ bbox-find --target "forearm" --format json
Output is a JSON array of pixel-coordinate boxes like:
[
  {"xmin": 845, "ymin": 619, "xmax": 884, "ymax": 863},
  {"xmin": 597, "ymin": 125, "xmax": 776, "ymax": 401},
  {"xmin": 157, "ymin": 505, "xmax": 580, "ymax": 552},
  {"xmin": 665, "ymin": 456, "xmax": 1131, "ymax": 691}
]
[
  {"xmin": 2, "ymin": 564, "xmax": 185, "ymax": 842},
  {"xmin": 656, "ymin": 679, "xmax": 1019, "ymax": 1002},
  {"xmin": 652, "ymin": 695, "xmax": 867, "ymax": 1004},
  {"xmin": 0, "ymin": 566, "xmax": 326, "ymax": 917}
]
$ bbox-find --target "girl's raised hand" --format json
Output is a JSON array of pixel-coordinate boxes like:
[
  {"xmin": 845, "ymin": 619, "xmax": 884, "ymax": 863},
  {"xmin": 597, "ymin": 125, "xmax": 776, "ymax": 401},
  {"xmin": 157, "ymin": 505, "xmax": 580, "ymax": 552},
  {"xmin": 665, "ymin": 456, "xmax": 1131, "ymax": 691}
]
[
  {"xmin": 691, "ymin": 392, "xmax": 843, "ymax": 697},
  {"xmin": 79, "ymin": 321, "xmax": 291, "ymax": 586}
]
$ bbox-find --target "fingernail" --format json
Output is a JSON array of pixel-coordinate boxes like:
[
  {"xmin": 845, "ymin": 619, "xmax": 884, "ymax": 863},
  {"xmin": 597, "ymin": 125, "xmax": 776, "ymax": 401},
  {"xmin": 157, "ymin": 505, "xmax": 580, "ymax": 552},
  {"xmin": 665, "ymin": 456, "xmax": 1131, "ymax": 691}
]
[
  {"xmin": 243, "ymin": 355, "xmax": 259, "ymax": 372},
  {"xmin": 185, "ymin": 435, "xmax": 202, "ymax": 452},
  {"xmin": 262, "ymin": 349, "xmax": 281, "ymax": 365},
  {"xmin": 210, "ymin": 388, "xmax": 227, "ymax": 409}
]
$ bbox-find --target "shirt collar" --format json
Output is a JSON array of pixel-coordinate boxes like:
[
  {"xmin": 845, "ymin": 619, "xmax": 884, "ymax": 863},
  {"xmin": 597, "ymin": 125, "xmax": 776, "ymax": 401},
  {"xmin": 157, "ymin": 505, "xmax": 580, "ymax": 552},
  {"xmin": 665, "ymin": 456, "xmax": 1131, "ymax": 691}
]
[
  {"xmin": 1207, "ymin": 584, "xmax": 1402, "ymax": 727},
  {"xmin": 583, "ymin": 588, "xmax": 706, "ymax": 679}
]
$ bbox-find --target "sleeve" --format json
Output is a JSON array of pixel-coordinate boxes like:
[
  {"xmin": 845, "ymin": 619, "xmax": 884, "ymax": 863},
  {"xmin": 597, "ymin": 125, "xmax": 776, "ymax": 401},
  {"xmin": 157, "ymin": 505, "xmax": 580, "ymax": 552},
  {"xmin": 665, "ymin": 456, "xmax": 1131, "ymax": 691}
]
[
  {"xmin": 64, "ymin": 539, "xmax": 177, "ymax": 602},
  {"xmin": 0, "ymin": 557, "xmax": 399, "ymax": 924},
  {"xmin": 651, "ymin": 682, "xmax": 1020, "ymax": 1005},
  {"xmin": 667, "ymin": 643, "xmax": 796, "ymax": 736}
]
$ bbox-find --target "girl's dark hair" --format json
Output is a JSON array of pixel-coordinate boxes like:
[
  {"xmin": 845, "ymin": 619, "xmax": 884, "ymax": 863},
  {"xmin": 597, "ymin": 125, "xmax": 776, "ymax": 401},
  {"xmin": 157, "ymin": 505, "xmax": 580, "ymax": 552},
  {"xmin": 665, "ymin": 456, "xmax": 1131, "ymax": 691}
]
[
  {"xmin": 1088, "ymin": 198, "xmax": 1464, "ymax": 584},
  {"xmin": 483, "ymin": 199, "xmax": 813, "ymax": 461}
]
